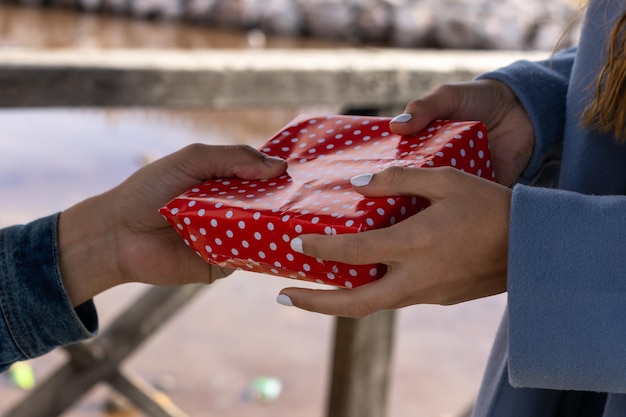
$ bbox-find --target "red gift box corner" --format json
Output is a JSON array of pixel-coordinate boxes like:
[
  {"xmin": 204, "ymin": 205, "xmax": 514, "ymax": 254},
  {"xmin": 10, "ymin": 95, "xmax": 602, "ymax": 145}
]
[{"xmin": 160, "ymin": 114, "xmax": 495, "ymax": 288}]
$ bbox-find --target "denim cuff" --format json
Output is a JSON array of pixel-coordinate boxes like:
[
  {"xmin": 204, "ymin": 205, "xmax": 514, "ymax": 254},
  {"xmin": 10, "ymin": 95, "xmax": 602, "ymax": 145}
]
[{"xmin": 0, "ymin": 213, "xmax": 98, "ymax": 369}]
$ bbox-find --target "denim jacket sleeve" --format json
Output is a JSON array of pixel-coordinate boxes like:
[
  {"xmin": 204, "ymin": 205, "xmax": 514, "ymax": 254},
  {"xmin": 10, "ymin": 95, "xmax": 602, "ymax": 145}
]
[
  {"xmin": 0, "ymin": 213, "xmax": 98, "ymax": 372},
  {"xmin": 476, "ymin": 47, "xmax": 576, "ymax": 184}
]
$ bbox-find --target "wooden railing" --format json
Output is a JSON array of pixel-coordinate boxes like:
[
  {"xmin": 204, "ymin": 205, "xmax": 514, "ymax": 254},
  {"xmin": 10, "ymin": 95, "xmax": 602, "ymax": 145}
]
[
  {"xmin": 0, "ymin": 49, "xmax": 545, "ymax": 108},
  {"xmin": 0, "ymin": 48, "xmax": 545, "ymax": 417}
]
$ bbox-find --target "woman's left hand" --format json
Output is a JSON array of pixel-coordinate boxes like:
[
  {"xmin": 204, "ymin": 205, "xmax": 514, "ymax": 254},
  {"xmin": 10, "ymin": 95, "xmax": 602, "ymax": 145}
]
[{"xmin": 277, "ymin": 166, "xmax": 511, "ymax": 318}]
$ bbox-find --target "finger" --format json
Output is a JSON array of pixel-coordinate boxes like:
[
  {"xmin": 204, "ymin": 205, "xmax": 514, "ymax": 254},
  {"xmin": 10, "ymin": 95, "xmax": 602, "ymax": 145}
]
[
  {"xmin": 291, "ymin": 168, "xmax": 460, "ymax": 265},
  {"xmin": 171, "ymin": 144, "xmax": 288, "ymax": 183},
  {"xmin": 294, "ymin": 225, "xmax": 396, "ymax": 265},
  {"xmin": 389, "ymin": 84, "xmax": 462, "ymax": 136},
  {"xmin": 350, "ymin": 166, "xmax": 467, "ymax": 202},
  {"xmin": 277, "ymin": 276, "xmax": 401, "ymax": 318}
]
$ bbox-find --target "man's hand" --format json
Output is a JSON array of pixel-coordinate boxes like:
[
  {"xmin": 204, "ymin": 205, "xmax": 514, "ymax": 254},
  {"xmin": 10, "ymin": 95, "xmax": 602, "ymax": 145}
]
[{"xmin": 59, "ymin": 144, "xmax": 287, "ymax": 307}]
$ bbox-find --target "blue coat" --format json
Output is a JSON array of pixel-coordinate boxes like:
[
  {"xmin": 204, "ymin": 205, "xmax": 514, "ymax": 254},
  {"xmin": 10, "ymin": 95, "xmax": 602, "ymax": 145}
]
[{"xmin": 473, "ymin": 0, "xmax": 626, "ymax": 415}]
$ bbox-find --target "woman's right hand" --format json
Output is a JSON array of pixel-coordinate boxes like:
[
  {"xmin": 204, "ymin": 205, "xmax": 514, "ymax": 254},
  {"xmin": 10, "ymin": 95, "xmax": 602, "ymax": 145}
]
[{"xmin": 390, "ymin": 79, "xmax": 534, "ymax": 186}]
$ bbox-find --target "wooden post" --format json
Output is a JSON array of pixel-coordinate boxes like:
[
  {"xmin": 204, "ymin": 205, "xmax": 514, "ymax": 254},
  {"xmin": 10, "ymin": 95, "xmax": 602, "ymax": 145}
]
[{"xmin": 326, "ymin": 310, "xmax": 396, "ymax": 417}]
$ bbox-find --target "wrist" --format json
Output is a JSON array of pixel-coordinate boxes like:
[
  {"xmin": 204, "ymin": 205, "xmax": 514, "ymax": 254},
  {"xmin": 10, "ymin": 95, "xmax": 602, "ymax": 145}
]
[{"xmin": 58, "ymin": 193, "xmax": 122, "ymax": 306}]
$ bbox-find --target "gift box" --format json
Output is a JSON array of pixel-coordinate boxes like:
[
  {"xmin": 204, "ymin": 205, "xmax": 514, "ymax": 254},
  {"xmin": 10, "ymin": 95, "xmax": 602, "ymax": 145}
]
[{"xmin": 160, "ymin": 114, "xmax": 494, "ymax": 288}]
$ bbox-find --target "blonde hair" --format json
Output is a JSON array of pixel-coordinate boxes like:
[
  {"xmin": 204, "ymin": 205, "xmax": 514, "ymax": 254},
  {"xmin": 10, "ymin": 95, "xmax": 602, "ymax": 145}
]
[{"xmin": 581, "ymin": 12, "xmax": 626, "ymax": 140}]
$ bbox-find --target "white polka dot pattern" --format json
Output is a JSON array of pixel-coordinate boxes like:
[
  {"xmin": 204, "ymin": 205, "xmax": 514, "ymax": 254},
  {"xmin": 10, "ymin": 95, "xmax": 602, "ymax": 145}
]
[{"xmin": 160, "ymin": 115, "xmax": 495, "ymax": 288}]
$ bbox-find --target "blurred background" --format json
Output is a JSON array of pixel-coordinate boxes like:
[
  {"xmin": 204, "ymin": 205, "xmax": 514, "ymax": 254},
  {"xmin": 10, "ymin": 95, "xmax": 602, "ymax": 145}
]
[{"xmin": 0, "ymin": 1, "xmax": 578, "ymax": 416}]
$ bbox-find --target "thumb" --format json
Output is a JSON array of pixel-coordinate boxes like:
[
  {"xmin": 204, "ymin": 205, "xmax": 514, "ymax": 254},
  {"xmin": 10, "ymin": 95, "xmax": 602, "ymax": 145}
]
[
  {"xmin": 162, "ymin": 144, "xmax": 288, "ymax": 186},
  {"xmin": 389, "ymin": 87, "xmax": 460, "ymax": 136},
  {"xmin": 231, "ymin": 149, "xmax": 288, "ymax": 180}
]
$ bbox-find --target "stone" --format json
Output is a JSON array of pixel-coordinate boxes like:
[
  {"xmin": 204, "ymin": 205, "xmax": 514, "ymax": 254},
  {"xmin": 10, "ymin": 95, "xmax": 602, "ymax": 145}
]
[
  {"xmin": 300, "ymin": 0, "xmax": 358, "ymax": 41},
  {"xmin": 390, "ymin": 2, "xmax": 437, "ymax": 48},
  {"xmin": 101, "ymin": 0, "xmax": 129, "ymax": 13},
  {"xmin": 355, "ymin": 0, "xmax": 393, "ymax": 43},
  {"xmin": 13, "ymin": 0, "xmax": 582, "ymax": 50},
  {"xmin": 79, "ymin": 0, "xmax": 101, "ymax": 12},
  {"xmin": 131, "ymin": 0, "xmax": 183, "ymax": 18},
  {"xmin": 258, "ymin": 0, "xmax": 303, "ymax": 36},
  {"xmin": 209, "ymin": 0, "xmax": 263, "ymax": 28},
  {"xmin": 185, "ymin": 0, "xmax": 218, "ymax": 22}
]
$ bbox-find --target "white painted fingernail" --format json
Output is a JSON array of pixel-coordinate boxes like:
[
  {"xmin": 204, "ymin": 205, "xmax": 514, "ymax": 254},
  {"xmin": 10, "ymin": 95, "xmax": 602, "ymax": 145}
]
[
  {"xmin": 350, "ymin": 173, "xmax": 373, "ymax": 187},
  {"xmin": 290, "ymin": 237, "xmax": 303, "ymax": 253},
  {"xmin": 390, "ymin": 113, "xmax": 412, "ymax": 123},
  {"xmin": 276, "ymin": 294, "xmax": 294, "ymax": 307}
]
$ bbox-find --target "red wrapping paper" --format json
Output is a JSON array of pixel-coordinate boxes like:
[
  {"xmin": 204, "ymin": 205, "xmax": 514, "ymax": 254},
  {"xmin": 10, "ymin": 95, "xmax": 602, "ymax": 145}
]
[{"xmin": 160, "ymin": 114, "xmax": 495, "ymax": 288}]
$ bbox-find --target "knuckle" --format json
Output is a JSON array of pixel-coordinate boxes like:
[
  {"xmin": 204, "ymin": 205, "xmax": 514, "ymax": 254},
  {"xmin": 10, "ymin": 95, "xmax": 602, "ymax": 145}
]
[
  {"xmin": 182, "ymin": 142, "xmax": 209, "ymax": 156},
  {"xmin": 412, "ymin": 223, "xmax": 435, "ymax": 247},
  {"xmin": 339, "ymin": 236, "xmax": 366, "ymax": 264},
  {"xmin": 171, "ymin": 143, "xmax": 208, "ymax": 168},
  {"xmin": 432, "ymin": 83, "xmax": 459, "ymax": 99},
  {"xmin": 434, "ymin": 165, "xmax": 457, "ymax": 176},
  {"xmin": 233, "ymin": 144, "xmax": 259, "ymax": 157},
  {"xmin": 404, "ymin": 98, "xmax": 422, "ymax": 112},
  {"xmin": 345, "ymin": 300, "xmax": 375, "ymax": 319},
  {"xmin": 176, "ymin": 143, "xmax": 210, "ymax": 167},
  {"xmin": 381, "ymin": 166, "xmax": 411, "ymax": 187},
  {"xmin": 431, "ymin": 166, "xmax": 462, "ymax": 188}
]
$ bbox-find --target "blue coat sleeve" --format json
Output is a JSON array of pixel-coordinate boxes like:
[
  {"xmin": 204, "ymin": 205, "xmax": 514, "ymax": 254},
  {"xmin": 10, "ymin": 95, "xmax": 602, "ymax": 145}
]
[
  {"xmin": 472, "ymin": 0, "xmax": 626, "ymax": 398},
  {"xmin": 507, "ymin": 185, "xmax": 626, "ymax": 393},
  {"xmin": 0, "ymin": 214, "xmax": 98, "ymax": 372},
  {"xmin": 476, "ymin": 47, "xmax": 575, "ymax": 184}
]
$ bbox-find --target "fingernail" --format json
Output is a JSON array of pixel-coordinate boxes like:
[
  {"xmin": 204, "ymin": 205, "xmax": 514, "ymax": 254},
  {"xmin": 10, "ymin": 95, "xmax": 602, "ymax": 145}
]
[
  {"xmin": 264, "ymin": 155, "xmax": 286, "ymax": 167},
  {"xmin": 290, "ymin": 237, "xmax": 303, "ymax": 253},
  {"xmin": 276, "ymin": 294, "xmax": 294, "ymax": 307},
  {"xmin": 390, "ymin": 113, "xmax": 412, "ymax": 123},
  {"xmin": 350, "ymin": 173, "xmax": 373, "ymax": 187}
]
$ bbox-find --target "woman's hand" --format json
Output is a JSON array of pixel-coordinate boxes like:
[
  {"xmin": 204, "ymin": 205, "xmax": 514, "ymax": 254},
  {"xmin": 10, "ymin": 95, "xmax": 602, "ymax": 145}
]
[
  {"xmin": 278, "ymin": 166, "xmax": 511, "ymax": 318},
  {"xmin": 276, "ymin": 80, "xmax": 528, "ymax": 317},
  {"xmin": 59, "ymin": 144, "xmax": 287, "ymax": 307},
  {"xmin": 390, "ymin": 79, "xmax": 534, "ymax": 186}
]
